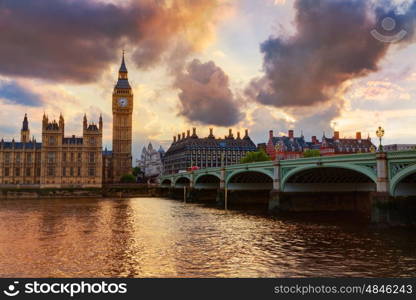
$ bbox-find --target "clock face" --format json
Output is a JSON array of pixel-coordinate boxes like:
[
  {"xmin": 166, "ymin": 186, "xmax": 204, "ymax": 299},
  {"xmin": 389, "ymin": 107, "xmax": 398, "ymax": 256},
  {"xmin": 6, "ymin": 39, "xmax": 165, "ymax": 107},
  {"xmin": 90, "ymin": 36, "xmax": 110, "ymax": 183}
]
[{"xmin": 118, "ymin": 98, "xmax": 128, "ymax": 107}]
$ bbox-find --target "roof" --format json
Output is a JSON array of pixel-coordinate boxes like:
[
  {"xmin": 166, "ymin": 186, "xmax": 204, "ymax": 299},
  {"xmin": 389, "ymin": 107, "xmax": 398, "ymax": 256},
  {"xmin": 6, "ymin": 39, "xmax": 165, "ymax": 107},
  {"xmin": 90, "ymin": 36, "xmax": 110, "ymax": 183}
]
[
  {"xmin": 1, "ymin": 141, "xmax": 42, "ymax": 150},
  {"xmin": 165, "ymin": 136, "xmax": 257, "ymax": 157},
  {"xmin": 46, "ymin": 122, "xmax": 60, "ymax": 130},
  {"xmin": 63, "ymin": 137, "xmax": 83, "ymax": 145},
  {"xmin": 87, "ymin": 124, "xmax": 99, "ymax": 131},
  {"xmin": 321, "ymin": 137, "xmax": 374, "ymax": 151},
  {"xmin": 115, "ymin": 78, "xmax": 131, "ymax": 89},
  {"xmin": 271, "ymin": 136, "xmax": 307, "ymax": 152}
]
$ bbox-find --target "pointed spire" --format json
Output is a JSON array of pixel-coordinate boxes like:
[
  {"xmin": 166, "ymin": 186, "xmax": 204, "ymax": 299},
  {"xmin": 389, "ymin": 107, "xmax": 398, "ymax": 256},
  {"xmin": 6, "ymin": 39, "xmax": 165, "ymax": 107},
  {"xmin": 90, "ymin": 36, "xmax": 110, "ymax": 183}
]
[
  {"xmin": 119, "ymin": 49, "xmax": 128, "ymax": 73},
  {"xmin": 22, "ymin": 113, "xmax": 29, "ymax": 131}
]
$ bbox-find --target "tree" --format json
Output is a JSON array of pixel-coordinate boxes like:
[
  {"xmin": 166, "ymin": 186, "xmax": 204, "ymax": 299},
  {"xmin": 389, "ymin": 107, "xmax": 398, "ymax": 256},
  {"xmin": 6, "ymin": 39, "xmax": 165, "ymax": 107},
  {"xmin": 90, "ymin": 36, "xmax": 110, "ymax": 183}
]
[
  {"xmin": 120, "ymin": 174, "xmax": 136, "ymax": 183},
  {"xmin": 132, "ymin": 167, "xmax": 141, "ymax": 177},
  {"xmin": 240, "ymin": 150, "xmax": 271, "ymax": 164},
  {"xmin": 303, "ymin": 149, "xmax": 321, "ymax": 158}
]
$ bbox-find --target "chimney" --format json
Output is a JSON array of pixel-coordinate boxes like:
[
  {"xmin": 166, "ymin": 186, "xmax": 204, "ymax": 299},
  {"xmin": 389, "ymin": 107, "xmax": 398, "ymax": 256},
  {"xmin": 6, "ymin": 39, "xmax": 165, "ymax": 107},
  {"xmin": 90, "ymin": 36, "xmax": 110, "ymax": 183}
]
[
  {"xmin": 208, "ymin": 128, "xmax": 214, "ymax": 138},
  {"xmin": 182, "ymin": 132, "xmax": 185, "ymax": 139},
  {"xmin": 244, "ymin": 129, "xmax": 249, "ymax": 138},
  {"xmin": 269, "ymin": 130, "xmax": 274, "ymax": 139},
  {"xmin": 356, "ymin": 132, "xmax": 362, "ymax": 140},
  {"xmin": 312, "ymin": 136, "xmax": 317, "ymax": 144},
  {"xmin": 334, "ymin": 131, "xmax": 340, "ymax": 140},
  {"xmin": 173, "ymin": 136, "xmax": 176, "ymax": 143},
  {"xmin": 237, "ymin": 132, "xmax": 241, "ymax": 139},
  {"xmin": 177, "ymin": 134, "xmax": 181, "ymax": 141},
  {"xmin": 228, "ymin": 129, "xmax": 233, "ymax": 138},
  {"xmin": 288, "ymin": 130, "xmax": 294, "ymax": 139},
  {"xmin": 192, "ymin": 127, "xmax": 197, "ymax": 138},
  {"xmin": 187, "ymin": 130, "xmax": 190, "ymax": 138}
]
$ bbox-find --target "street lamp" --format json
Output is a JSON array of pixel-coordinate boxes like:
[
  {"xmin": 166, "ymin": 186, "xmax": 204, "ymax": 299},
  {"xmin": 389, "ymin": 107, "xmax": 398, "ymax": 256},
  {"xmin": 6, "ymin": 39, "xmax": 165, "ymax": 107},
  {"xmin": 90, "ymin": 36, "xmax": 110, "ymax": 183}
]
[{"xmin": 376, "ymin": 126, "xmax": 385, "ymax": 152}]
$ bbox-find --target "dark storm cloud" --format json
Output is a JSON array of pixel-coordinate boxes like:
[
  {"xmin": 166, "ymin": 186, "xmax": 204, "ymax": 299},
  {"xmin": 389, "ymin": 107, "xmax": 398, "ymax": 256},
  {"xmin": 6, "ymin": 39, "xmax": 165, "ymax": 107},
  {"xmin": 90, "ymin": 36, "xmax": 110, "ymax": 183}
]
[
  {"xmin": 247, "ymin": 0, "xmax": 416, "ymax": 108},
  {"xmin": 175, "ymin": 59, "xmax": 243, "ymax": 126},
  {"xmin": 0, "ymin": 0, "xmax": 222, "ymax": 83},
  {"xmin": 0, "ymin": 81, "xmax": 42, "ymax": 106}
]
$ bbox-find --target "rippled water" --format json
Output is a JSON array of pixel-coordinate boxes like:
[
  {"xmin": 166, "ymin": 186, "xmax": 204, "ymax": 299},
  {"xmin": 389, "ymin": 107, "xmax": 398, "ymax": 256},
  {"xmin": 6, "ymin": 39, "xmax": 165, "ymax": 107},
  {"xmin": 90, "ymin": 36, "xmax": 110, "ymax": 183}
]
[{"xmin": 0, "ymin": 197, "xmax": 415, "ymax": 277}]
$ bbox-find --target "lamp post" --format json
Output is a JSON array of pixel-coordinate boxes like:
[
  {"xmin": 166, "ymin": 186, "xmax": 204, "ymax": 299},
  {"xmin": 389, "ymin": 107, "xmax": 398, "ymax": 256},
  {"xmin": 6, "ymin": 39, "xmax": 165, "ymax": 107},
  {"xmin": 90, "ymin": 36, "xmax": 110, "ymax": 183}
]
[{"xmin": 376, "ymin": 126, "xmax": 385, "ymax": 152}]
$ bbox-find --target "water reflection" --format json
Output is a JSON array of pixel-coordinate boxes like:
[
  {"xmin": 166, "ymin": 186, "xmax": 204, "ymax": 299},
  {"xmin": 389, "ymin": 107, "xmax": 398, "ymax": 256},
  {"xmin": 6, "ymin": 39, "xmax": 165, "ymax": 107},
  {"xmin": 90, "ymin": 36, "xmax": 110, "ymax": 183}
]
[{"xmin": 0, "ymin": 197, "xmax": 414, "ymax": 277}]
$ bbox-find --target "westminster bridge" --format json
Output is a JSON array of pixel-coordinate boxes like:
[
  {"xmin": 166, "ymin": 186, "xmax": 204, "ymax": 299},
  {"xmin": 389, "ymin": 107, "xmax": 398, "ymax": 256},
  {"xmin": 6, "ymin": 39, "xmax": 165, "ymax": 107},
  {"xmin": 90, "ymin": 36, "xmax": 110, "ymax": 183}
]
[{"xmin": 159, "ymin": 151, "xmax": 416, "ymax": 222}]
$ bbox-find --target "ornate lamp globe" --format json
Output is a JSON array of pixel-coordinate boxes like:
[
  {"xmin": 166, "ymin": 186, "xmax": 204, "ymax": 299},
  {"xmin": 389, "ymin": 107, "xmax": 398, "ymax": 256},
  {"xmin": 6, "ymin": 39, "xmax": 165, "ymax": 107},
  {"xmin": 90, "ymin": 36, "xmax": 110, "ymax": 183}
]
[{"xmin": 376, "ymin": 126, "xmax": 385, "ymax": 152}]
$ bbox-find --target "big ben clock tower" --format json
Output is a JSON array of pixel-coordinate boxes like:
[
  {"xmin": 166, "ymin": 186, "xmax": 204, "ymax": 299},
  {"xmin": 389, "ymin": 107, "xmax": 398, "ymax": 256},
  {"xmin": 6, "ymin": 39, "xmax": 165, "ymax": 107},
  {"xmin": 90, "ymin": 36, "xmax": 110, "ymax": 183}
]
[{"xmin": 112, "ymin": 51, "xmax": 133, "ymax": 181}]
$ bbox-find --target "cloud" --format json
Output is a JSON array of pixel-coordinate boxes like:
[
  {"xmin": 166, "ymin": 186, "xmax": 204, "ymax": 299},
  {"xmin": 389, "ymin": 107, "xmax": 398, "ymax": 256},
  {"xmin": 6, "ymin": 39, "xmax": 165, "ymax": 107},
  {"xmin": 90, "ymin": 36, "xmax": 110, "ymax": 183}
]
[
  {"xmin": 0, "ymin": 80, "xmax": 42, "ymax": 106},
  {"xmin": 175, "ymin": 59, "xmax": 244, "ymax": 127},
  {"xmin": 247, "ymin": 0, "xmax": 416, "ymax": 110},
  {"xmin": 0, "ymin": 0, "xmax": 228, "ymax": 83}
]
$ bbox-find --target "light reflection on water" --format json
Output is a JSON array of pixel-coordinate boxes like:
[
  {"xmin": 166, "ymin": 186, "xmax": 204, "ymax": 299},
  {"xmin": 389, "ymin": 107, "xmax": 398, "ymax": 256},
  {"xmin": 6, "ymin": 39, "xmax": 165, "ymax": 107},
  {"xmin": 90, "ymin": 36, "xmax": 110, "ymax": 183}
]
[{"xmin": 0, "ymin": 197, "xmax": 415, "ymax": 277}]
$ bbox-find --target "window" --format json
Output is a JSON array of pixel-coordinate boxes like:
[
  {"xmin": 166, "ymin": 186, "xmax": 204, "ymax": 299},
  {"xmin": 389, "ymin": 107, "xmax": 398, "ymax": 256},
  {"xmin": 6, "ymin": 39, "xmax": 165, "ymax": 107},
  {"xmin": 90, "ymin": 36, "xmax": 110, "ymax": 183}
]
[
  {"xmin": 5, "ymin": 153, "xmax": 10, "ymax": 163},
  {"xmin": 49, "ymin": 136, "xmax": 56, "ymax": 145},
  {"xmin": 15, "ymin": 168, "xmax": 20, "ymax": 176},
  {"xmin": 78, "ymin": 153, "xmax": 82, "ymax": 162},
  {"xmin": 36, "ymin": 168, "xmax": 41, "ymax": 177},
  {"xmin": 88, "ymin": 168, "xmax": 95, "ymax": 177},
  {"xmin": 70, "ymin": 167, "xmax": 74, "ymax": 177},
  {"xmin": 62, "ymin": 167, "xmax": 66, "ymax": 177},
  {"xmin": 47, "ymin": 152, "xmax": 55, "ymax": 163},
  {"xmin": 77, "ymin": 167, "xmax": 81, "ymax": 177},
  {"xmin": 47, "ymin": 167, "xmax": 55, "ymax": 177},
  {"xmin": 90, "ymin": 137, "xmax": 96, "ymax": 145},
  {"xmin": 63, "ymin": 153, "xmax": 67, "ymax": 162},
  {"xmin": 4, "ymin": 168, "xmax": 9, "ymax": 177},
  {"xmin": 70, "ymin": 152, "xmax": 74, "ymax": 162},
  {"xmin": 26, "ymin": 168, "xmax": 31, "ymax": 177},
  {"xmin": 16, "ymin": 153, "xmax": 21, "ymax": 163},
  {"xmin": 27, "ymin": 153, "xmax": 32, "ymax": 163},
  {"xmin": 89, "ymin": 152, "xmax": 95, "ymax": 163}
]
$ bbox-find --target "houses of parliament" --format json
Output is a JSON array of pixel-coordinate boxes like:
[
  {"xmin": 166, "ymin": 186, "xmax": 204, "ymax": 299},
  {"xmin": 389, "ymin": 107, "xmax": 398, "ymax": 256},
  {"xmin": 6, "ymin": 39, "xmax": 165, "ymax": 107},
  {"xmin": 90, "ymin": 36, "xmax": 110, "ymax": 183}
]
[{"xmin": 0, "ymin": 53, "xmax": 133, "ymax": 188}]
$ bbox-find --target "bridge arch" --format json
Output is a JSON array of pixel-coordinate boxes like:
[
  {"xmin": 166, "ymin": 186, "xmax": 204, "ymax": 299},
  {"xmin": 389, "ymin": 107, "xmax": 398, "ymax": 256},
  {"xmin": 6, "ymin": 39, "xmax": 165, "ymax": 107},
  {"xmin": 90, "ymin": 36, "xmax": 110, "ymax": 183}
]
[
  {"xmin": 194, "ymin": 174, "xmax": 221, "ymax": 190},
  {"xmin": 174, "ymin": 176, "xmax": 191, "ymax": 188},
  {"xmin": 226, "ymin": 170, "xmax": 273, "ymax": 190},
  {"xmin": 281, "ymin": 165, "xmax": 377, "ymax": 192},
  {"xmin": 390, "ymin": 164, "xmax": 416, "ymax": 196},
  {"xmin": 161, "ymin": 179, "xmax": 172, "ymax": 187}
]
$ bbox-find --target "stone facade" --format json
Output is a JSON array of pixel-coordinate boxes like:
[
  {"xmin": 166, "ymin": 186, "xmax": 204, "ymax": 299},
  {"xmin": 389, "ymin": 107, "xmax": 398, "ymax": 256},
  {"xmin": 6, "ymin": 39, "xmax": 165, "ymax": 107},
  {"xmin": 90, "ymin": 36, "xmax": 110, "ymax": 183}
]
[
  {"xmin": 163, "ymin": 128, "xmax": 257, "ymax": 174},
  {"xmin": 0, "ymin": 114, "xmax": 103, "ymax": 188},
  {"xmin": 136, "ymin": 143, "xmax": 165, "ymax": 179}
]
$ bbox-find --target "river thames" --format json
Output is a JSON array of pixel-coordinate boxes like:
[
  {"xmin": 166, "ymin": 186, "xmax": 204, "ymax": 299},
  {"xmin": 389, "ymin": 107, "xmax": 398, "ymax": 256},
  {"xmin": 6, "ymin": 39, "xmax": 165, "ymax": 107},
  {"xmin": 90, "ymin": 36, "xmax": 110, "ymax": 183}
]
[{"xmin": 0, "ymin": 197, "xmax": 415, "ymax": 277}]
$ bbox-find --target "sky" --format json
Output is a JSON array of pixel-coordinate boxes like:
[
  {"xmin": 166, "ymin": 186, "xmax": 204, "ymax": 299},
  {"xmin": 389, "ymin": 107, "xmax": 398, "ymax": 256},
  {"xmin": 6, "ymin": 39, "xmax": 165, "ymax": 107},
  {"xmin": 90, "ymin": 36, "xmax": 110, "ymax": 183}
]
[{"xmin": 1, "ymin": 0, "xmax": 416, "ymax": 162}]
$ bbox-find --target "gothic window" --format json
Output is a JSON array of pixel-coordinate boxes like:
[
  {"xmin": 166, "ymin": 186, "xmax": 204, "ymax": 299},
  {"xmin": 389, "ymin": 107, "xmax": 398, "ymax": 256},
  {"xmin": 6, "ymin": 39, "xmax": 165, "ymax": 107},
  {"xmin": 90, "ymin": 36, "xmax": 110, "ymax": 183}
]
[
  {"xmin": 4, "ymin": 168, "xmax": 9, "ymax": 177},
  {"xmin": 77, "ymin": 167, "xmax": 81, "ymax": 177},
  {"xmin": 47, "ymin": 167, "xmax": 55, "ymax": 177},
  {"xmin": 36, "ymin": 168, "xmax": 41, "ymax": 177},
  {"xmin": 90, "ymin": 137, "xmax": 96, "ymax": 145},
  {"xmin": 63, "ymin": 153, "xmax": 67, "ymax": 162},
  {"xmin": 62, "ymin": 167, "xmax": 66, "ymax": 177},
  {"xmin": 88, "ymin": 168, "xmax": 95, "ymax": 177},
  {"xmin": 49, "ymin": 136, "xmax": 56, "ymax": 145},
  {"xmin": 5, "ymin": 153, "xmax": 10, "ymax": 163},
  {"xmin": 16, "ymin": 153, "xmax": 21, "ymax": 163},
  {"xmin": 26, "ymin": 168, "xmax": 31, "ymax": 177},
  {"xmin": 47, "ymin": 152, "xmax": 55, "ymax": 163},
  {"xmin": 78, "ymin": 153, "xmax": 82, "ymax": 162},
  {"xmin": 15, "ymin": 168, "xmax": 20, "ymax": 176},
  {"xmin": 27, "ymin": 153, "xmax": 32, "ymax": 163},
  {"xmin": 70, "ymin": 167, "xmax": 74, "ymax": 177},
  {"xmin": 89, "ymin": 152, "xmax": 95, "ymax": 163}
]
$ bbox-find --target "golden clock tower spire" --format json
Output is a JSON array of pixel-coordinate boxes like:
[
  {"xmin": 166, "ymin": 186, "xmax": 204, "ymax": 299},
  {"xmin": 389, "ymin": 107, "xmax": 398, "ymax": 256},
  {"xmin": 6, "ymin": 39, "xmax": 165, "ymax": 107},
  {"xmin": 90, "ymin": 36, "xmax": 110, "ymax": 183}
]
[{"xmin": 112, "ymin": 51, "xmax": 133, "ymax": 182}]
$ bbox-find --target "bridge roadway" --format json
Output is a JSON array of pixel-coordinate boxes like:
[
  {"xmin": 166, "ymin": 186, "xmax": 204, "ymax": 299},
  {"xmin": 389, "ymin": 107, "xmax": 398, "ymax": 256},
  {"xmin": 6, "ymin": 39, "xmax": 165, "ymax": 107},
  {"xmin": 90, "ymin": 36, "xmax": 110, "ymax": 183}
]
[{"xmin": 159, "ymin": 151, "xmax": 416, "ymax": 223}]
